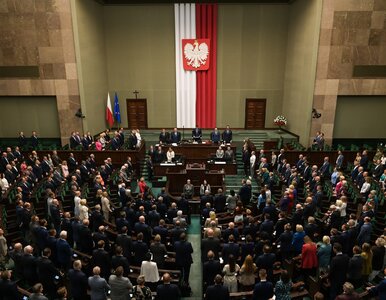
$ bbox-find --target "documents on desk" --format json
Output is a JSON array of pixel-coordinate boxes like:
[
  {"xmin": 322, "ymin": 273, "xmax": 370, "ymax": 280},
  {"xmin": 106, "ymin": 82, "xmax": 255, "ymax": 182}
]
[
  {"xmin": 160, "ymin": 162, "xmax": 176, "ymax": 166},
  {"xmin": 214, "ymin": 161, "xmax": 226, "ymax": 164}
]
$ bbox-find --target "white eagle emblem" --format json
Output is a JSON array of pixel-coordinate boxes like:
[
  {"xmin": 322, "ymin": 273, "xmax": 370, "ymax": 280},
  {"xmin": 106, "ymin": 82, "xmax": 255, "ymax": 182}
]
[{"xmin": 184, "ymin": 40, "xmax": 209, "ymax": 69}]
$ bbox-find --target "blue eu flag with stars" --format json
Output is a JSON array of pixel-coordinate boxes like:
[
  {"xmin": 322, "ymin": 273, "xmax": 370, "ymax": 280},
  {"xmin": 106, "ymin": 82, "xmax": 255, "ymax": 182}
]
[{"xmin": 114, "ymin": 92, "xmax": 121, "ymax": 124}]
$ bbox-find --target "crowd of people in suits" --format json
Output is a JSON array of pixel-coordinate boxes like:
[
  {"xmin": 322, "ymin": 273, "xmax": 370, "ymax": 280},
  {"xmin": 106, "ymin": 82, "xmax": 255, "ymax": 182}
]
[
  {"xmin": 0, "ymin": 131, "xmax": 386, "ymax": 300},
  {"xmin": 199, "ymin": 146, "xmax": 386, "ymax": 300}
]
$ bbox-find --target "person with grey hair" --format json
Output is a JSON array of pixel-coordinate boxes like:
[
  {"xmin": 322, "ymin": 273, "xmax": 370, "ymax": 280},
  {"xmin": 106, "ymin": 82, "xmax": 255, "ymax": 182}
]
[
  {"xmin": 57, "ymin": 230, "xmax": 72, "ymax": 270},
  {"xmin": 205, "ymin": 274, "xmax": 230, "ymax": 300},
  {"xmin": 173, "ymin": 210, "xmax": 187, "ymax": 228},
  {"xmin": 29, "ymin": 283, "xmax": 48, "ymax": 300},
  {"xmin": 335, "ymin": 282, "xmax": 359, "ymax": 300},
  {"xmin": 132, "ymin": 275, "xmax": 152, "ymax": 300},
  {"xmin": 88, "ymin": 266, "xmax": 110, "ymax": 300}
]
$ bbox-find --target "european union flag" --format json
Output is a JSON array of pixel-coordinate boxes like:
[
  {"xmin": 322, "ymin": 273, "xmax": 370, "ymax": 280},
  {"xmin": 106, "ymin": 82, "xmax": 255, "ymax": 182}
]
[{"xmin": 114, "ymin": 92, "xmax": 121, "ymax": 124}]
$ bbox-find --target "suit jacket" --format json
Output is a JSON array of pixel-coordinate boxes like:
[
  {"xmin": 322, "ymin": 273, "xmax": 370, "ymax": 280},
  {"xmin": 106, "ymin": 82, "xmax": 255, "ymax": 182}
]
[
  {"xmin": 222, "ymin": 130, "xmax": 232, "ymax": 143},
  {"xmin": 36, "ymin": 256, "xmax": 59, "ymax": 288},
  {"xmin": 88, "ymin": 275, "xmax": 110, "ymax": 300},
  {"xmin": 159, "ymin": 132, "xmax": 170, "ymax": 144},
  {"xmin": 205, "ymin": 284, "xmax": 229, "ymax": 300},
  {"xmin": 252, "ymin": 281, "xmax": 274, "ymax": 300},
  {"xmin": 357, "ymin": 223, "xmax": 372, "ymax": 245},
  {"xmin": 330, "ymin": 253, "xmax": 349, "ymax": 287},
  {"xmin": 347, "ymin": 254, "xmax": 364, "ymax": 280},
  {"xmin": 203, "ymin": 259, "xmax": 222, "ymax": 286},
  {"xmin": 21, "ymin": 254, "xmax": 38, "ymax": 284},
  {"xmin": 256, "ymin": 253, "xmax": 276, "ymax": 279},
  {"xmin": 156, "ymin": 283, "xmax": 181, "ymax": 300},
  {"xmin": 192, "ymin": 128, "xmax": 202, "ymax": 140},
  {"xmin": 201, "ymin": 237, "xmax": 221, "ymax": 261},
  {"xmin": 111, "ymin": 255, "xmax": 130, "ymax": 276},
  {"xmin": 214, "ymin": 194, "xmax": 227, "ymax": 213},
  {"xmin": 0, "ymin": 279, "xmax": 19, "ymax": 300},
  {"xmin": 116, "ymin": 234, "xmax": 133, "ymax": 262},
  {"xmin": 174, "ymin": 240, "xmax": 193, "ymax": 267},
  {"xmin": 56, "ymin": 238, "xmax": 72, "ymax": 266},
  {"xmin": 108, "ymin": 275, "xmax": 133, "ymax": 300},
  {"xmin": 78, "ymin": 225, "xmax": 94, "ymax": 254},
  {"xmin": 221, "ymin": 243, "xmax": 240, "ymax": 264},
  {"xmin": 68, "ymin": 269, "xmax": 88, "ymax": 299},
  {"xmin": 150, "ymin": 242, "xmax": 167, "ymax": 268},
  {"xmin": 132, "ymin": 240, "xmax": 148, "ymax": 265},
  {"xmin": 170, "ymin": 131, "xmax": 181, "ymax": 143},
  {"xmin": 92, "ymin": 248, "xmax": 111, "ymax": 279}
]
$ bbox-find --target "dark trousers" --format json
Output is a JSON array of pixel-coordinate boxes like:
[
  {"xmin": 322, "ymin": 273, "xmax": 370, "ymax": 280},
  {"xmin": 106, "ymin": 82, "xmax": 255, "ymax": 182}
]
[{"xmin": 181, "ymin": 264, "xmax": 191, "ymax": 284}]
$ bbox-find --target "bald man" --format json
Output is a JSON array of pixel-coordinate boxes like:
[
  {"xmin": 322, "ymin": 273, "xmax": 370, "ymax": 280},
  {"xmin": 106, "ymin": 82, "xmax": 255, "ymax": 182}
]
[
  {"xmin": 156, "ymin": 272, "xmax": 181, "ymax": 300},
  {"xmin": 201, "ymin": 228, "xmax": 221, "ymax": 262},
  {"xmin": 88, "ymin": 266, "xmax": 110, "ymax": 300}
]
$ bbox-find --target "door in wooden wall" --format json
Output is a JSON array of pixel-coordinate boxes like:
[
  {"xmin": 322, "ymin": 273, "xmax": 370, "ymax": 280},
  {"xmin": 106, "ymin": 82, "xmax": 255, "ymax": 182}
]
[
  {"xmin": 126, "ymin": 99, "xmax": 148, "ymax": 129},
  {"xmin": 245, "ymin": 99, "xmax": 266, "ymax": 129}
]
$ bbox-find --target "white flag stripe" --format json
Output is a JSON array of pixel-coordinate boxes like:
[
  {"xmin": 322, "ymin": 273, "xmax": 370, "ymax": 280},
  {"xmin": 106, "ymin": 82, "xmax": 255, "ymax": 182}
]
[{"xmin": 175, "ymin": 3, "xmax": 196, "ymax": 128}]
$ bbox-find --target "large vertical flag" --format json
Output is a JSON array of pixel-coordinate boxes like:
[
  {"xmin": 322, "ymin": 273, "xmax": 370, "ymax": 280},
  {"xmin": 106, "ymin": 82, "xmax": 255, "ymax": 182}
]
[
  {"xmin": 174, "ymin": 3, "xmax": 217, "ymax": 128},
  {"xmin": 175, "ymin": 3, "xmax": 196, "ymax": 128},
  {"xmin": 106, "ymin": 92, "xmax": 114, "ymax": 128},
  {"xmin": 114, "ymin": 92, "xmax": 121, "ymax": 124}
]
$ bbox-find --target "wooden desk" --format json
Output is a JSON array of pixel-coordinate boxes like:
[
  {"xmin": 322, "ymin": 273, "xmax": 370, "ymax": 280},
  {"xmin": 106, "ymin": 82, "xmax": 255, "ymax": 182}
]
[
  {"xmin": 154, "ymin": 161, "xmax": 237, "ymax": 176},
  {"xmin": 160, "ymin": 143, "xmax": 237, "ymax": 162},
  {"xmin": 166, "ymin": 165, "xmax": 225, "ymax": 197}
]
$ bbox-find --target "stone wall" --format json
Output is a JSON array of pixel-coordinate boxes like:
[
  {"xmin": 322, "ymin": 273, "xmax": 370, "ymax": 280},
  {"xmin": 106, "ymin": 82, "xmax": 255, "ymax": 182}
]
[
  {"xmin": 0, "ymin": 0, "xmax": 82, "ymax": 145},
  {"xmin": 311, "ymin": 0, "xmax": 386, "ymax": 145}
]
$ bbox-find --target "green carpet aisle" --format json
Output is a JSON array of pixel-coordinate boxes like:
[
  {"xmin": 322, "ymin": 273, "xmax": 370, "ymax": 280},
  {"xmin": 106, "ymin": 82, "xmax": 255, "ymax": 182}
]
[{"xmin": 185, "ymin": 216, "xmax": 202, "ymax": 299}]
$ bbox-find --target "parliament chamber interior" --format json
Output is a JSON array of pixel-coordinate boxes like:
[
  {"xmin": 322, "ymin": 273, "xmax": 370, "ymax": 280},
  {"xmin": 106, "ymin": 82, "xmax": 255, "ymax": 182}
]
[{"xmin": 0, "ymin": 0, "xmax": 385, "ymax": 299}]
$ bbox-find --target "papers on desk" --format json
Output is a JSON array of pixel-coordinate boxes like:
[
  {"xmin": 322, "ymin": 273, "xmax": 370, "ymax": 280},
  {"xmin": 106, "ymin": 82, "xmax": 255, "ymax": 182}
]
[
  {"xmin": 172, "ymin": 143, "xmax": 178, "ymax": 146},
  {"xmin": 155, "ymin": 144, "xmax": 159, "ymax": 147},
  {"xmin": 214, "ymin": 161, "xmax": 226, "ymax": 164},
  {"xmin": 160, "ymin": 162, "xmax": 176, "ymax": 166},
  {"xmin": 177, "ymin": 162, "xmax": 183, "ymax": 165}
]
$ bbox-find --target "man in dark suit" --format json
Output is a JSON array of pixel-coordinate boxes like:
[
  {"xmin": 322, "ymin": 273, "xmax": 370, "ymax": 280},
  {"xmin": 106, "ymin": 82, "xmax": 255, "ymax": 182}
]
[
  {"xmin": 255, "ymin": 245, "xmax": 276, "ymax": 282},
  {"xmin": 132, "ymin": 232, "xmax": 148, "ymax": 266},
  {"xmin": 159, "ymin": 128, "xmax": 170, "ymax": 144},
  {"xmin": 30, "ymin": 131, "xmax": 39, "ymax": 149},
  {"xmin": 366, "ymin": 267, "xmax": 386, "ymax": 299},
  {"xmin": 128, "ymin": 129, "xmax": 138, "ymax": 149},
  {"xmin": 170, "ymin": 220, "xmax": 185, "ymax": 243},
  {"xmin": 222, "ymin": 235, "xmax": 240, "ymax": 265},
  {"xmin": 68, "ymin": 259, "xmax": 88, "ymax": 300},
  {"xmin": 170, "ymin": 128, "xmax": 181, "ymax": 144},
  {"xmin": 50, "ymin": 199, "xmax": 62, "ymax": 234},
  {"xmin": 70, "ymin": 132, "xmax": 80, "ymax": 149},
  {"xmin": 153, "ymin": 219, "xmax": 169, "ymax": 244},
  {"xmin": 21, "ymin": 245, "xmax": 38, "ymax": 285},
  {"xmin": 92, "ymin": 225, "xmax": 111, "ymax": 252},
  {"xmin": 191, "ymin": 125, "xmax": 202, "ymax": 142},
  {"xmin": 174, "ymin": 233, "xmax": 193, "ymax": 284},
  {"xmin": 252, "ymin": 269, "xmax": 274, "ymax": 300},
  {"xmin": 91, "ymin": 240, "xmax": 111, "ymax": 279},
  {"xmin": 0, "ymin": 270, "xmax": 19, "ymax": 299},
  {"xmin": 201, "ymin": 229, "xmax": 221, "ymax": 261},
  {"xmin": 329, "ymin": 243, "xmax": 350, "ymax": 300},
  {"xmin": 67, "ymin": 153, "xmax": 78, "ymax": 173},
  {"xmin": 210, "ymin": 128, "xmax": 221, "ymax": 143},
  {"xmin": 203, "ymin": 251, "xmax": 222, "ymax": 290},
  {"xmin": 373, "ymin": 159, "xmax": 384, "ymax": 180},
  {"xmin": 239, "ymin": 179, "xmax": 252, "ymax": 206},
  {"xmin": 111, "ymin": 246, "xmax": 130, "ymax": 276},
  {"xmin": 205, "ymin": 274, "xmax": 229, "ymax": 300},
  {"xmin": 156, "ymin": 273, "xmax": 181, "ymax": 300},
  {"xmin": 134, "ymin": 216, "xmax": 151, "ymax": 244},
  {"xmin": 213, "ymin": 188, "xmax": 226, "ymax": 213},
  {"xmin": 56, "ymin": 230, "xmax": 72, "ymax": 271},
  {"xmin": 37, "ymin": 248, "xmax": 60, "ymax": 299},
  {"xmin": 78, "ymin": 219, "xmax": 94, "ymax": 254},
  {"xmin": 115, "ymin": 226, "xmax": 133, "ymax": 264},
  {"xmin": 347, "ymin": 245, "xmax": 364, "ymax": 288},
  {"xmin": 222, "ymin": 125, "xmax": 232, "ymax": 144}
]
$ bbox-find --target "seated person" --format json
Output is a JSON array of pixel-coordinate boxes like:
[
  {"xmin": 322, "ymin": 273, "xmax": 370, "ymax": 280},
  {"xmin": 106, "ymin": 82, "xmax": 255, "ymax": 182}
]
[
  {"xmin": 166, "ymin": 147, "xmax": 175, "ymax": 163},
  {"xmin": 210, "ymin": 128, "xmax": 221, "ymax": 144},
  {"xmin": 224, "ymin": 146, "xmax": 234, "ymax": 161},
  {"xmin": 154, "ymin": 146, "xmax": 165, "ymax": 163},
  {"xmin": 216, "ymin": 146, "xmax": 224, "ymax": 159},
  {"xmin": 192, "ymin": 125, "xmax": 202, "ymax": 142}
]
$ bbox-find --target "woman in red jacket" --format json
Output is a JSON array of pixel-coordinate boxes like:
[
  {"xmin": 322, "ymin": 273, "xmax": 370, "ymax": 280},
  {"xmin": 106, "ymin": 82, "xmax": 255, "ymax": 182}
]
[{"xmin": 301, "ymin": 235, "xmax": 318, "ymax": 278}]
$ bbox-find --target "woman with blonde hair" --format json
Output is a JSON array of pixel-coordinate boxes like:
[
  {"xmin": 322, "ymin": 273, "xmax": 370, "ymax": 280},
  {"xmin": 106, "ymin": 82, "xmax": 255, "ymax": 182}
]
[
  {"xmin": 101, "ymin": 191, "xmax": 112, "ymax": 221},
  {"xmin": 204, "ymin": 211, "xmax": 218, "ymax": 228},
  {"xmin": 78, "ymin": 199, "xmax": 89, "ymax": 221},
  {"xmin": 238, "ymin": 254, "xmax": 257, "ymax": 290},
  {"xmin": 361, "ymin": 242, "xmax": 373, "ymax": 282}
]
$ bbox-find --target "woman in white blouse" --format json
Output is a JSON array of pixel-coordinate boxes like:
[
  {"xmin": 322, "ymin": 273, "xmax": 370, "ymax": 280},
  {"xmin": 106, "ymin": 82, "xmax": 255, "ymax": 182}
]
[
  {"xmin": 336, "ymin": 197, "xmax": 347, "ymax": 219},
  {"xmin": 78, "ymin": 199, "xmax": 89, "ymax": 221},
  {"xmin": 140, "ymin": 252, "xmax": 159, "ymax": 289},
  {"xmin": 166, "ymin": 147, "xmax": 175, "ymax": 163},
  {"xmin": 0, "ymin": 174, "xmax": 9, "ymax": 194},
  {"xmin": 216, "ymin": 146, "xmax": 224, "ymax": 159}
]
